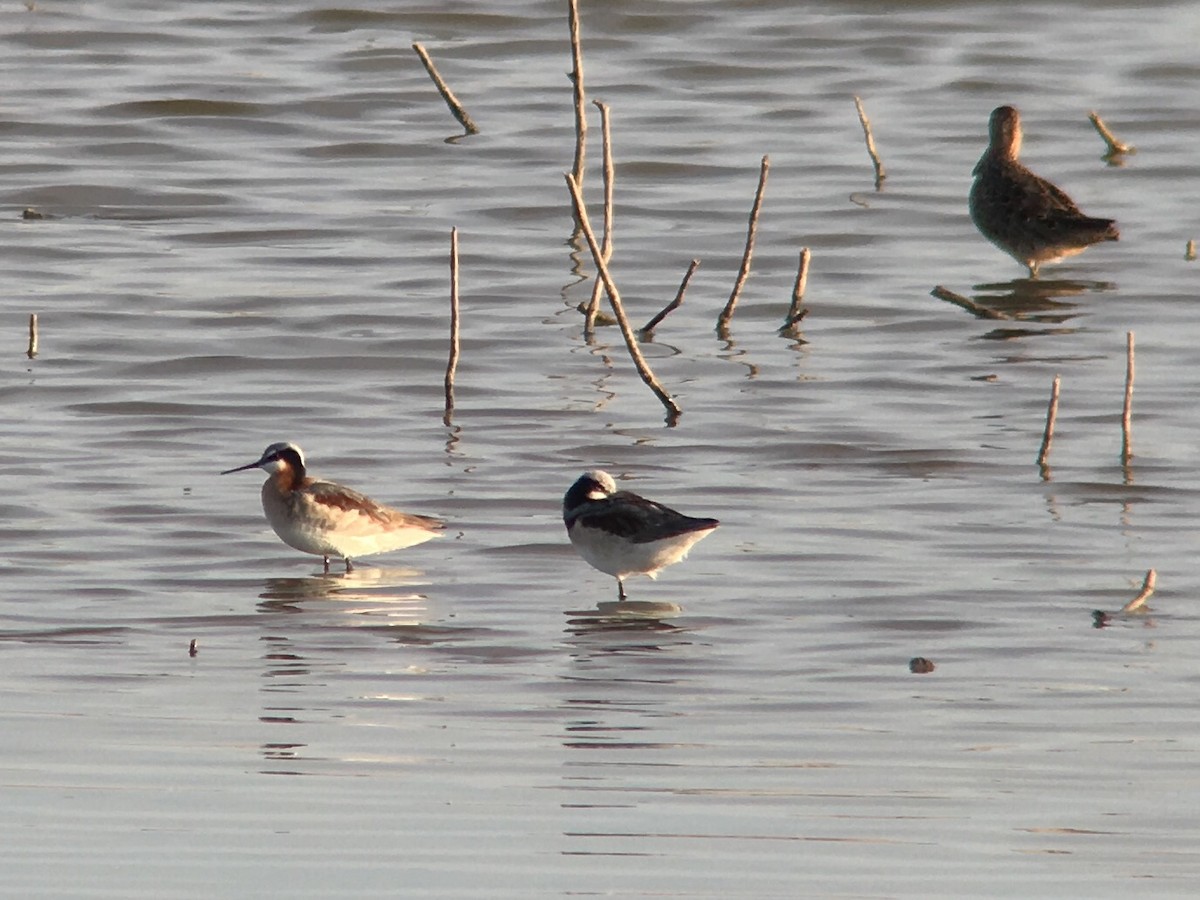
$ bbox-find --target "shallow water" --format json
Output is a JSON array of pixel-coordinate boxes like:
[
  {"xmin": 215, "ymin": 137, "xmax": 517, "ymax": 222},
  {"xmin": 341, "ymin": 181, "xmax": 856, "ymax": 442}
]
[{"xmin": 3, "ymin": 1, "xmax": 1200, "ymax": 897}]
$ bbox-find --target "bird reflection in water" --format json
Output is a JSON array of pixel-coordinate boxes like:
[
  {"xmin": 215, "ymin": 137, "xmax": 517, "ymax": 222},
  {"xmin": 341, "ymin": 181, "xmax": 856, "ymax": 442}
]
[
  {"xmin": 969, "ymin": 277, "xmax": 1116, "ymax": 339},
  {"xmin": 257, "ymin": 566, "xmax": 432, "ymax": 624},
  {"xmin": 564, "ymin": 608, "xmax": 683, "ymax": 636}
]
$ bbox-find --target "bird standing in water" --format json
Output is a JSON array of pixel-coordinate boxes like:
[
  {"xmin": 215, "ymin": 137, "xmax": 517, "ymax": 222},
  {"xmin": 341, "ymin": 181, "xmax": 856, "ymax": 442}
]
[
  {"xmin": 969, "ymin": 105, "xmax": 1118, "ymax": 277},
  {"xmin": 221, "ymin": 442, "xmax": 444, "ymax": 572},
  {"xmin": 563, "ymin": 469, "xmax": 719, "ymax": 602}
]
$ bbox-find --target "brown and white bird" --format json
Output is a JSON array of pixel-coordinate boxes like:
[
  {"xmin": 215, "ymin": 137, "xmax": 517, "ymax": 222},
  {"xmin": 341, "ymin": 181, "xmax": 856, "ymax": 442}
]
[
  {"xmin": 969, "ymin": 105, "xmax": 1118, "ymax": 277},
  {"xmin": 221, "ymin": 442, "xmax": 444, "ymax": 572},
  {"xmin": 563, "ymin": 470, "xmax": 719, "ymax": 602}
]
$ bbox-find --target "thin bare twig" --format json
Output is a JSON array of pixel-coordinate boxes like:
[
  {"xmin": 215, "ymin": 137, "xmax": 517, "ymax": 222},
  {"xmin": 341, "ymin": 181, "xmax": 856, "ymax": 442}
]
[
  {"xmin": 1088, "ymin": 111, "xmax": 1133, "ymax": 156},
  {"xmin": 930, "ymin": 285, "xmax": 1011, "ymax": 320},
  {"xmin": 782, "ymin": 247, "xmax": 811, "ymax": 329},
  {"xmin": 1120, "ymin": 569, "xmax": 1156, "ymax": 613},
  {"xmin": 584, "ymin": 100, "xmax": 614, "ymax": 331},
  {"xmin": 565, "ymin": 172, "xmax": 681, "ymax": 423},
  {"xmin": 567, "ymin": 0, "xmax": 586, "ymax": 187},
  {"xmin": 716, "ymin": 154, "xmax": 769, "ymax": 336},
  {"xmin": 641, "ymin": 259, "xmax": 700, "ymax": 335},
  {"xmin": 1037, "ymin": 374, "xmax": 1061, "ymax": 469},
  {"xmin": 854, "ymin": 96, "xmax": 886, "ymax": 188},
  {"xmin": 26, "ymin": 313, "xmax": 37, "ymax": 359},
  {"xmin": 443, "ymin": 229, "xmax": 461, "ymax": 426},
  {"xmin": 1121, "ymin": 331, "xmax": 1135, "ymax": 464},
  {"xmin": 412, "ymin": 43, "xmax": 479, "ymax": 135}
]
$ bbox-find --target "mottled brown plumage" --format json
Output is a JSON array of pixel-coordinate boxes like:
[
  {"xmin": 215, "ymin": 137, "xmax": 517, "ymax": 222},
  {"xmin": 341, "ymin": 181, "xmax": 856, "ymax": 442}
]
[
  {"xmin": 970, "ymin": 105, "xmax": 1118, "ymax": 277},
  {"xmin": 223, "ymin": 442, "xmax": 444, "ymax": 572}
]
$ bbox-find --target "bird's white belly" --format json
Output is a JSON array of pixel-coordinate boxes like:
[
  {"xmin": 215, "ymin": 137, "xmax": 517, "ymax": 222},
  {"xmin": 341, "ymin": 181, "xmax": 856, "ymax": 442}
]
[
  {"xmin": 569, "ymin": 524, "xmax": 711, "ymax": 580},
  {"xmin": 261, "ymin": 485, "xmax": 437, "ymax": 560}
]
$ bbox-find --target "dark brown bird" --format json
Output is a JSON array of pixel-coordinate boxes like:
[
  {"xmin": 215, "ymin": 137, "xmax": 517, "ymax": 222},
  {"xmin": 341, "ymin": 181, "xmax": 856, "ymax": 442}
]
[{"xmin": 969, "ymin": 105, "xmax": 1118, "ymax": 277}]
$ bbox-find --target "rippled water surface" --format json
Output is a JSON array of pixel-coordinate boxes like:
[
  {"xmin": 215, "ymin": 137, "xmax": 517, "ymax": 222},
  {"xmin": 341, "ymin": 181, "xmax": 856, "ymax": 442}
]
[{"xmin": 4, "ymin": 1, "xmax": 1200, "ymax": 897}]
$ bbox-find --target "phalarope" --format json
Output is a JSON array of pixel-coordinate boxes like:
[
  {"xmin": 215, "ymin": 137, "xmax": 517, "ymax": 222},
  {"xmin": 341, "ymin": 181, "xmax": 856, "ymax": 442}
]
[
  {"xmin": 563, "ymin": 469, "xmax": 719, "ymax": 602},
  {"xmin": 969, "ymin": 105, "xmax": 1119, "ymax": 277},
  {"xmin": 221, "ymin": 442, "xmax": 444, "ymax": 572}
]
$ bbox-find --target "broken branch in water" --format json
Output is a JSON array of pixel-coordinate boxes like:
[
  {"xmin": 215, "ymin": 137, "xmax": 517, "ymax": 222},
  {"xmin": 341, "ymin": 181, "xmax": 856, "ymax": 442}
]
[
  {"xmin": 1094, "ymin": 568, "xmax": 1157, "ymax": 627},
  {"xmin": 854, "ymin": 96, "xmax": 886, "ymax": 188},
  {"xmin": 930, "ymin": 285, "xmax": 1011, "ymax": 320},
  {"xmin": 565, "ymin": 172, "xmax": 681, "ymax": 423},
  {"xmin": 1088, "ymin": 111, "xmax": 1133, "ymax": 157},
  {"xmin": 412, "ymin": 42, "xmax": 479, "ymax": 135},
  {"xmin": 26, "ymin": 313, "xmax": 38, "ymax": 359},
  {"xmin": 781, "ymin": 247, "xmax": 811, "ymax": 330},
  {"xmin": 641, "ymin": 258, "xmax": 700, "ymax": 336},
  {"xmin": 1120, "ymin": 569, "xmax": 1156, "ymax": 613},
  {"xmin": 716, "ymin": 154, "xmax": 769, "ymax": 337}
]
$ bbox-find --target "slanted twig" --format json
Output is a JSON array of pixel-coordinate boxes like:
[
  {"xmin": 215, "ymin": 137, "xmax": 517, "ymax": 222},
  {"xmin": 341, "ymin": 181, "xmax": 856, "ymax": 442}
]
[
  {"xmin": 567, "ymin": 0, "xmax": 586, "ymax": 187},
  {"xmin": 443, "ymin": 229, "xmax": 461, "ymax": 426},
  {"xmin": 641, "ymin": 259, "xmax": 700, "ymax": 336},
  {"xmin": 930, "ymin": 285, "xmax": 1011, "ymax": 320},
  {"xmin": 412, "ymin": 43, "xmax": 479, "ymax": 135},
  {"xmin": 1094, "ymin": 568, "xmax": 1158, "ymax": 626},
  {"xmin": 854, "ymin": 96, "xmax": 886, "ymax": 188},
  {"xmin": 1121, "ymin": 331, "xmax": 1134, "ymax": 464},
  {"xmin": 584, "ymin": 100, "xmax": 614, "ymax": 331},
  {"xmin": 565, "ymin": 172, "xmax": 681, "ymax": 423},
  {"xmin": 1120, "ymin": 569, "xmax": 1156, "ymax": 613},
  {"xmin": 1037, "ymin": 374, "xmax": 1061, "ymax": 470},
  {"xmin": 716, "ymin": 154, "xmax": 769, "ymax": 336},
  {"xmin": 1088, "ymin": 111, "xmax": 1133, "ymax": 157},
  {"xmin": 26, "ymin": 313, "xmax": 38, "ymax": 358},
  {"xmin": 781, "ymin": 248, "xmax": 811, "ymax": 330},
  {"xmin": 1187, "ymin": 240, "xmax": 1196, "ymax": 261}
]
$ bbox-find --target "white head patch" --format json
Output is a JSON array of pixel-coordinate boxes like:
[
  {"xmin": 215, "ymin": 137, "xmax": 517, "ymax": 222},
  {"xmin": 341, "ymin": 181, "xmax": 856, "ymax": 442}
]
[{"xmin": 584, "ymin": 469, "xmax": 617, "ymax": 498}]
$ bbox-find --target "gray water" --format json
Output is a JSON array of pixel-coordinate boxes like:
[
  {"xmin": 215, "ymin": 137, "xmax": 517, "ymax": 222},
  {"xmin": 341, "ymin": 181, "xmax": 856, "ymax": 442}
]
[{"xmin": 3, "ymin": 1, "xmax": 1200, "ymax": 897}]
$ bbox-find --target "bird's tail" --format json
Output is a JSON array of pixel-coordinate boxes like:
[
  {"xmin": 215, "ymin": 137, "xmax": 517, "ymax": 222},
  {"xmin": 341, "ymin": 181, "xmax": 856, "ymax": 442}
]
[{"xmin": 1084, "ymin": 217, "xmax": 1120, "ymax": 242}]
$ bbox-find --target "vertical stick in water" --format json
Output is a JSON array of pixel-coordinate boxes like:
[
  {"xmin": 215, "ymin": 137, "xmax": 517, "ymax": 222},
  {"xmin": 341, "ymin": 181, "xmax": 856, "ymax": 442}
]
[
  {"xmin": 27, "ymin": 313, "xmax": 38, "ymax": 358},
  {"xmin": 1121, "ymin": 331, "xmax": 1134, "ymax": 463},
  {"xmin": 854, "ymin": 96, "xmax": 886, "ymax": 188},
  {"xmin": 584, "ymin": 100, "xmax": 614, "ymax": 331},
  {"xmin": 567, "ymin": 0, "xmax": 587, "ymax": 188},
  {"xmin": 444, "ymin": 229, "xmax": 461, "ymax": 426},
  {"xmin": 783, "ymin": 247, "xmax": 811, "ymax": 329},
  {"xmin": 716, "ymin": 154, "xmax": 769, "ymax": 336},
  {"xmin": 1037, "ymin": 374, "xmax": 1061, "ymax": 469}
]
